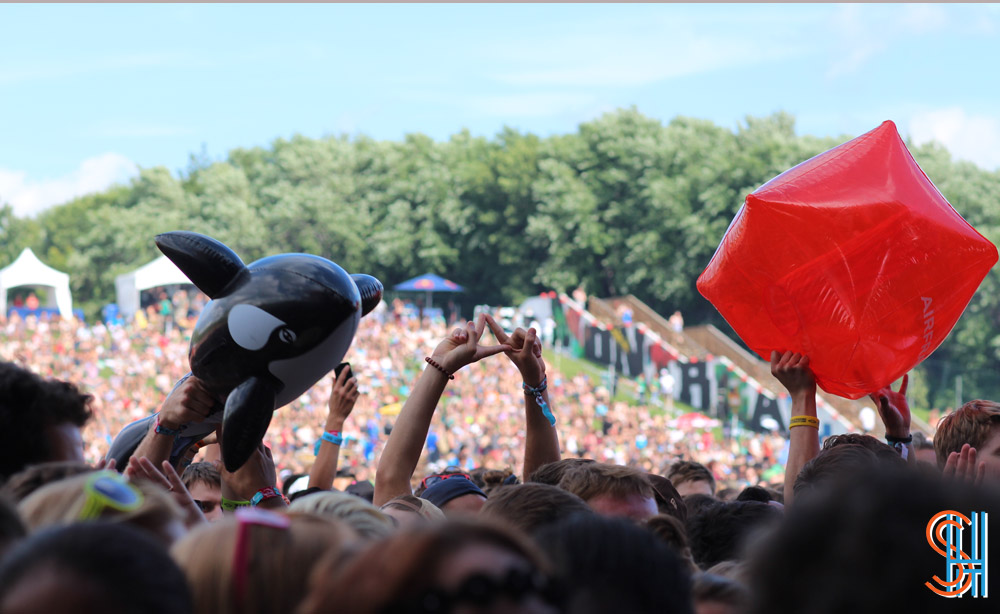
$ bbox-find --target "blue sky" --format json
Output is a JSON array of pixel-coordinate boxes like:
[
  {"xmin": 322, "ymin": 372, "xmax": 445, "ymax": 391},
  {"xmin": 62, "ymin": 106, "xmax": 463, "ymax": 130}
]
[{"xmin": 2, "ymin": 3, "xmax": 998, "ymax": 216}]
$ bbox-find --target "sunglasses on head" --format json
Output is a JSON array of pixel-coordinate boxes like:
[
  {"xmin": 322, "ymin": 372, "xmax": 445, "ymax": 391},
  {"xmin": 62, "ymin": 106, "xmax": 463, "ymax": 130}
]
[
  {"xmin": 232, "ymin": 508, "xmax": 291, "ymax": 611},
  {"xmin": 420, "ymin": 472, "xmax": 471, "ymax": 490},
  {"xmin": 382, "ymin": 567, "xmax": 563, "ymax": 614},
  {"xmin": 78, "ymin": 471, "xmax": 144, "ymax": 520}
]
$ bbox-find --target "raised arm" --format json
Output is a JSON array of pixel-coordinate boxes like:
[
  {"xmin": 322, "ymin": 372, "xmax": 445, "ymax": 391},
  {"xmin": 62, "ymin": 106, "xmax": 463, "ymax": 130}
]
[
  {"xmin": 486, "ymin": 315, "xmax": 560, "ymax": 480},
  {"xmin": 373, "ymin": 316, "xmax": 510, "ymax": 507},
  {"xmin": 308, "ymin": 367, "xmax": 359, "ymax": 490},
  {"xmin": 869, "ymin": 374, "xmax": 915, "ymax": 463},
  {"xmin": 772, "ymin": 351, "xmax": 819, "ymax": 506},
  {"xmin": 131, "ymin": 376, "xmax": 215, "ymax": 470}
]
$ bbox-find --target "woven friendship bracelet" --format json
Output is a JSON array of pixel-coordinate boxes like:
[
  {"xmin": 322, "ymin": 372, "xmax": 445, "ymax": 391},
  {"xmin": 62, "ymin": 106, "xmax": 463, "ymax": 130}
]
[
  {"xmin": 424, "ymin": 357, "xmax": 455, "ymax": 380},
  {"xmin": 789, "ymin": 415, "xmax": 820, "ymax": 429},
  {"xmin": 523, "ymin": 376, "xmax": 556, "ymax": 427}
]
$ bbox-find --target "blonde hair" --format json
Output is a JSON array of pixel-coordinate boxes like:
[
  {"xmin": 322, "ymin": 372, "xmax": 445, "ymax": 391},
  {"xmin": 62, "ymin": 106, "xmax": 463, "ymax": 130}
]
[
  {"xmin": 379, "ymin": 494, "xmax": 446, "ymax": 522},
  {"xmin": 171, "ymin": 511, "xmax": 353, "ymax": 614},
  {"xmin": 17, "ymin": 472, "xmax": 184, "ymax": 545},
  {"xmin": 289, "ymin": 491, "xmax": 394, "ymax": 540}
]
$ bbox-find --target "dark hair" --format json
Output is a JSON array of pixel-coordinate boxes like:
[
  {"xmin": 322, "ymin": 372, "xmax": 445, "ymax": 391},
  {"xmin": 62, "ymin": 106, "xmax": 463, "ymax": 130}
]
[
  {"xmin": 527, "ymin": 458, "xmax": 596, "ymax": 486},
  {"xmin": 2, "ymin": 461, "xmax": 94, "ymax": 502},
  {"xmin": 0, "ymin": 522, "xmax": 193, "ymax": 614},
  {"xmin": 667, "ymin": 460, "xmax": 717, "ymax": 494},
  {"xmin": 480, "ymin": 483, "xmax": 593, "ymax": 535},
  {"xmin": 470, "ymin": 467, "xmax": 520, "ymax": 495},
  {"xmin": 693, "ymin": 573, "xmax": 750, "ymax": 610},
  {"xmin": 822, "ymin": 433, "xmax": 905, "ymax": 465},
  {"xmin": 0, "ymin": 362, "xmax": 92, "ymax": 481},
  {"xmin": 736, "ymin": 485, "xmax": 773, "ymax": 503},
  {"xmin": 0, "ymin": 495, "xmax": 25, "ymax": 558},
  {"xmin": 647, "ymin": 472, "xmax": 688, "ymax": 521},
  {"xmin": 535, "ymin": 513, "xmax": 694, "ymax": 614},
  {"xmin": 794, "ymin": 444, "xmax": 881, "ymax": 498},
  {"xmin": 749, "ymin": 467, "xmax": 1000, "ymax": 613},
  {"xmin": 682, "ymin": 493, "xmax": 720, "ymax": 519},
  {"xmin": 686, "ymin": 501, "xmax": 782, "ymax": 569}
]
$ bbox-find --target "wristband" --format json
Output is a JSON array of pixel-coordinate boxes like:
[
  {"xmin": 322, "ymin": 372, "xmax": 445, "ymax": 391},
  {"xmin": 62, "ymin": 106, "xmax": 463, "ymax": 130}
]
[
  {"xmin": 424, "ymin": 357, "xmax": 455, "ymax": 380},
  {"xmin": 885, "ymin": 434, "xmax": 912, "ymax": 444},
  {"xmin": 313, "ymin": 430, "xmax": 344, "ymax": 455},
  {"xmin": 523, "ymin": 376, "xmax": 556, "ymax": 426},
  {"xmin": 222, "ymin": 497, "xmax": 251, "ymax": 512},
  {"xmin": 251, "ymin": 487, "xmax": 282, "ymax": 507},
  {"xmin": 788, "ymin": 415, "xmax": 820, "ymax": 429},
  {"xmin": 154, "ymin": 416, "xmax": 183, "ymax": 437}
]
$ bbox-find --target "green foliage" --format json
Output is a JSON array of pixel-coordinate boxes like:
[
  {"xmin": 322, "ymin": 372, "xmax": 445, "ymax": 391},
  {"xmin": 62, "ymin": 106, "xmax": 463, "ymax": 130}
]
[{"xmin": 7, "ymin": 110, "xmax": 1000, "ymax": 409}]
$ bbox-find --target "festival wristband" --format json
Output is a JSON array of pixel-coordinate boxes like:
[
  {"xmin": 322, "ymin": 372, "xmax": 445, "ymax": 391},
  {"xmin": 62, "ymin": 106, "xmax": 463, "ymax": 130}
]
[
  {"xmin": 523, "ymin": 376, "xmax": 556, "ymax": 426},
  {"xmin": 313, "ymin": 430, "xmax": 344, "ymax": 455},
  {"xmin": 221, "ymin": 497, "xmax": 251, "ymax": 512},
  {"xmin": 788, "ymin": 415, "xmax": 820, "ymax": 429},
  {"xmin": 154, "ymin": 416, "xmax": 183, "ymax": 436},
  {"xmin": 250, "ymin": 487, "xmax": 282, "ymax": 507},
  {"xmin": 885, "ymin": 433, "xmax": 912, "ymax": 444}
]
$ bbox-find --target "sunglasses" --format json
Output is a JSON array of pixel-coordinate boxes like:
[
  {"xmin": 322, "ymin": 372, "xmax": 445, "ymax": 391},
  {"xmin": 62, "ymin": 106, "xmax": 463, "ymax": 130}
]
[
  {"xmin": 78, "ymin": 471, "xmax": 144, "ymax": 520},
  {"xmin": 194, "ymin": 499, "xmax": 219, "ymax": 514},
  {"xmin": 232, "ymin": 508, "xmax": 291, "ymax": 611},
  {"xmin": 383, "ymin": 567, "xmax": 562, "ymax": 614},
  {"xmin": 420, "ymin": 472, "xmax": 471, "ymax": 490}
]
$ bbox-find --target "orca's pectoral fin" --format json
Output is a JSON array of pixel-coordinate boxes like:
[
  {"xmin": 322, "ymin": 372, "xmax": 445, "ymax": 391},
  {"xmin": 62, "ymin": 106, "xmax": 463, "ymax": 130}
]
[
  {"xmin": 221, "ymin": 376, "xmax": 277, "ymax": 472},
  {"xmin": 155, "ymin": 231, "xmax": 248, "ymax": 299},
  {"xmin": 352, "ymin": 274, "xmax": 383, "ymax": 317}
]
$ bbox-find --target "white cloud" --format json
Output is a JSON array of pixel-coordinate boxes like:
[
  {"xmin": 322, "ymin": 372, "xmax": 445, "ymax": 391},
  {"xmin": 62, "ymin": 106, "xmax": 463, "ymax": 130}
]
[
  {"xmin": 0, "ymin": 154, "xmax": 138, "ymax": 217},
  {"xmin": 909, "ymin": 108, "xmax": 1000, "ymax": 170}
]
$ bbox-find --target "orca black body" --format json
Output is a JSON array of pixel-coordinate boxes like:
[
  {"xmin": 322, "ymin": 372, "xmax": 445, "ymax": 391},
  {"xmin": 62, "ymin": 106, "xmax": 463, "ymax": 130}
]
[{"xmin": 107, "ymin": 231, "xmax": 382, "ymax": 471}]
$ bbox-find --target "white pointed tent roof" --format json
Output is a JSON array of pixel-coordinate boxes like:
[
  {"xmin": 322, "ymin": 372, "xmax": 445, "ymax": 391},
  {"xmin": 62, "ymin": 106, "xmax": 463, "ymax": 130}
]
[
  {"xmin": 114, "ymin": 255, "xmax": 193, "ymax": 317},
  {"xmin": 0, "ymin": 248, "xmax": 73, "ymax": 317}
]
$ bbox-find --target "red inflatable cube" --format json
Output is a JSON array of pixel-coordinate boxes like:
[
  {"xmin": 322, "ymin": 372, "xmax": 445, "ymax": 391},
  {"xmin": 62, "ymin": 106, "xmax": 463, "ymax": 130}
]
[{"xmin": 697, "ymin": 121, "xmax": 997, "ymax": 399}]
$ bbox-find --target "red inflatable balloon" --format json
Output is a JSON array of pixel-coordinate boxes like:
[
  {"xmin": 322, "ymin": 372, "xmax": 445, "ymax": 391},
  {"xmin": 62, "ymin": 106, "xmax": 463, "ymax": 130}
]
[{"xmin": 697, "ymin": 121, "xmax": 998, "ymax": 399}]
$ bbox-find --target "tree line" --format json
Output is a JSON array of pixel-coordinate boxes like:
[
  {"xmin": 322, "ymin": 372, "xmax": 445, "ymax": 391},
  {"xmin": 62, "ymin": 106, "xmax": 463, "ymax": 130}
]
[{"xmin": 2, "ymin": 108, "xmax": 999, "ymax": 408}]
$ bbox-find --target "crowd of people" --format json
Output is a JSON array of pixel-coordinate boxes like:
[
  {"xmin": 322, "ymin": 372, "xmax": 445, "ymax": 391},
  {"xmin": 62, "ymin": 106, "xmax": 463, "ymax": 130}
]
[
  {"xmin": 0, "ymin": 293, "xmax": 785, "ymax": 494},
  {"xmin": 2, "ymin": 289, "xmax": 999, "ymax": 613}
]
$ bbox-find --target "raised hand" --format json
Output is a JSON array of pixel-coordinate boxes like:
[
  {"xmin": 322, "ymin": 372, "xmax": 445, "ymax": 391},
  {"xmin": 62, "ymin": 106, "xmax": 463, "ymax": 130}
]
[
  {"xmin": 485, "ymin": 315, "xmax": 545, "ymax": 387},
  {"xmin": 430, "ymin": 314, "xmax": 511, "ymax": 375},
  {"xmin": 770, "ymin": 351, "xmax": 816, "ymax": 399},
  {"xmin": 126, "ymin": 455, "xmax": 205, "ymax": 527},
  {"xmin": 158, "ymin": 376, "xmax": 218, "ymax": 431},
  {"xmin": 868, "ymin": 374, "xmax": 910, "ymax": 439},
  {"xmin": 220, "ymin": 442, "xmax": 278, "ymax": 503},
  {"xmin": 943, "ymin": 443, "xmax": 986, "ymax": 486},
  {"xmin": 326, "ymin": 365, "xmax": 359, "ymax": 430}
]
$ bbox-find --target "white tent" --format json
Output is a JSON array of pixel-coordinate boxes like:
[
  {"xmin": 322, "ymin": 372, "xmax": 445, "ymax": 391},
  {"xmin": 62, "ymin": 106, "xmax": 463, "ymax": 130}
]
[
  {"xmin": 0, "ymin": 248, "xmax": 74, "ymax": 318},
  {"xmin": 115, "ymin": 255, "xmax": 193, "ymax": 318}
]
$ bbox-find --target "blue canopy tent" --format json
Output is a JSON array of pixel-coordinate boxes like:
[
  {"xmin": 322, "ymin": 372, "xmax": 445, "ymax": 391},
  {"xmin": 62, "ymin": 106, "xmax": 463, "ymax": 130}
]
[{"xmin": 393, "ymin": 273, "xmax": 465, "ymax": 309}]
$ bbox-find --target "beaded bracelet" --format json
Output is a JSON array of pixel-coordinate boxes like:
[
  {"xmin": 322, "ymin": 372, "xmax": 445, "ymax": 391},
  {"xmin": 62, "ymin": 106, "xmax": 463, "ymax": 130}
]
[
  {"xmin": 523, "ymin": 376, "xmax": 556, "ymax": 426},
  {"xmin": 424, "ymin": 357, "xmax": 455, "ymax": 380}
]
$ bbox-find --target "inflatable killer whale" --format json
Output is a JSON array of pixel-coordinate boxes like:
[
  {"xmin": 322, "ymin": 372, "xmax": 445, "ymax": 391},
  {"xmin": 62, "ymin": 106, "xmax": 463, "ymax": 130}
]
[{"xmin": 107, "ymin": 231, "xmax": 382, "ymax": 471}]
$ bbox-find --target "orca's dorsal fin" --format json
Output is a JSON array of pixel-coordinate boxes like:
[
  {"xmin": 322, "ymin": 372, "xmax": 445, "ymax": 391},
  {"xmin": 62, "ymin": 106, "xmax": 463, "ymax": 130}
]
[
  {"xmin": 221, "ymin": 376, "xmax": 277, "ymax": 472},
  {"xmin": 155, "ymin": 231, "xmax": 248, "ymax": 299},
  {"xmin": 352, "ymin": 274, "xmax": 384, "ymax": 317}
]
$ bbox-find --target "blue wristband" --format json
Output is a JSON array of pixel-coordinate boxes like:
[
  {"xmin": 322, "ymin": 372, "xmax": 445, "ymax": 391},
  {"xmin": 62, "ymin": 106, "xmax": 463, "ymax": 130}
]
[
  {"xmin": 313, "ymin": 430, "xmax": 344, "ymax": 455},
  {"xmin": 154, "ymin": 417, "xmax": 183, "ymax": 437}
]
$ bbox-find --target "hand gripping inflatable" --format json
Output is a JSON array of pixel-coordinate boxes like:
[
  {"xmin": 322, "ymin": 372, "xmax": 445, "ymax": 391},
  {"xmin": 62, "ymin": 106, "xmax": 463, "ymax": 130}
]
[
  {"xmin": 697, "ymin": 121, "xmax": 997, "ymax": 399},
  {"xmin": 108, "ymin": 231, "xmax": 383, "ymax": 471}
]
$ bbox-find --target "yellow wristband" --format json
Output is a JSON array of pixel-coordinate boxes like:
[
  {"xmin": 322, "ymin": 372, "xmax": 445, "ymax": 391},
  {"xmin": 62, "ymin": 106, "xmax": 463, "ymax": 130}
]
[{"xmin": 789, "ymin": 415, "xmax": 820, "ymax": 429}]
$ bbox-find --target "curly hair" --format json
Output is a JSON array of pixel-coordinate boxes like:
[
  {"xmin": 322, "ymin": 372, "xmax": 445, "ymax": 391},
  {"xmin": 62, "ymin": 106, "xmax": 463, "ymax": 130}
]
[{"xmin": 0, "ymin": 362, "xmax": 92, "ymax": 482}]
